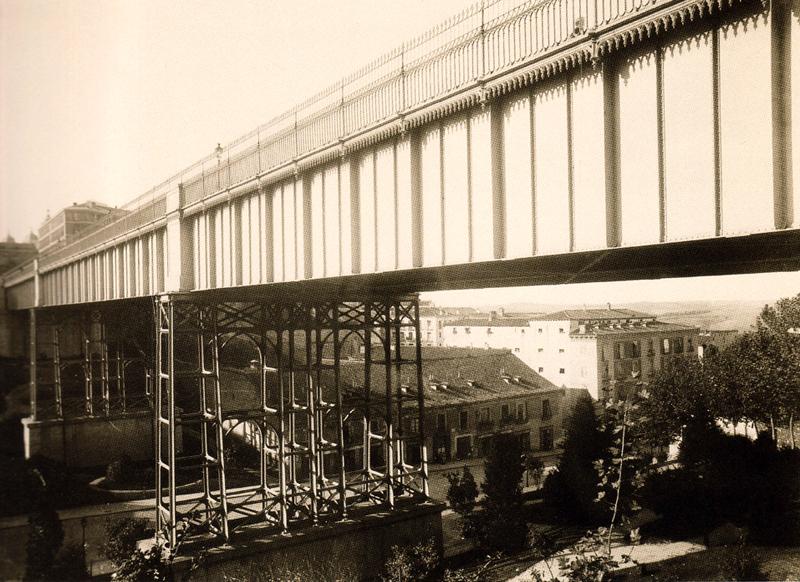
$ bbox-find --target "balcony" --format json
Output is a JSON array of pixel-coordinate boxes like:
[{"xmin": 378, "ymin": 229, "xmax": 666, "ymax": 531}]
[
  {"xmin": 477, "ymin": 419, "xmax": 495, "ymax": 431},
  {"xmin": 501, "ymin": 415, "xmax": 529, "ymax": 427}
]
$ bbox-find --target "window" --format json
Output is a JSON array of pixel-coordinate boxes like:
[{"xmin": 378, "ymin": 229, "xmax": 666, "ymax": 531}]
[
  {"xmin": 662, "ymin": 338, "xmax": 671, "ymax": 354},
  {"xmin": 516, "ymin": 401, "xmax": 527, "ymax": 421},
  {"xmin": 559, "ymin": 328, "xmax": 565, "ymax": 334},
  {"xmin": 542, "ymin": 399, "xmax": 552, "ymax": 421},
  {"xmin": 479, "ymin": 407, "xmax": 490, "ymax": 422},
  {"xmin": 501, "ymin": 403, "xmax": 510, "ymax": 420},
  {"xmin": 559, "ymin": 368, "xmax": 565, "ymax": 374},
  {"xmin": 408, "ymin": 417, "xmax": 420, "ymax": 434},
  {"xmin": 487, "ymin": 327, "xmax": 493, "ymax": 335},
  {"xmin": 437, "ymin": 413, "xmax": 446, "ymax": 432},
  {"xmin": 452, "ymin": 328, "xmax": 458, "ymax": 335},
  {"xmin": 540, "ymin": 427, "xmax": 554, "ymax": 451},
  {"xmin": 459, "ymin": 410, "xmax": 468, "ymax": 430},
  {"xmin": 538, "ymin": 328, "xmax": 543, "ymax": 333},
  {"xmin": 673, "ymin": 337, "xmax": 684, "ymax": 354},
  {"xmin": 465, "ymin": 327, "xmax": 471, "ymax": 334},
  {"xmin": 514, "ymin": 347, "xmax": 520, "ymax": 352}
]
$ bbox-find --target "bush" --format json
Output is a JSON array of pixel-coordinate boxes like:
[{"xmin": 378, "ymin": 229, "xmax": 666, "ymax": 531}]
[
  {"xmin": 445, "ymin": 466, "xmax": 478, "ymax": 515},
  {"xmin": 106, "ymin": 454, "xmax": 136, "ymax": 486},
  {"xmin": 103, "ymin": 517, "xmax": 151, "ymax": 565},
  {"xmin": 112, "ymin": 545, "xmax": 172, "ymax": 582},
  {"xmin": 721, "ymin": 540, "xmax": 764, "ymax": 581},
  {"xmin": 645, "ymin": 429, "xmax": 800, "ymax": 545},
  {"xmin": 381, "ymin": 538, "xmax": 439, "ymax": 582}
]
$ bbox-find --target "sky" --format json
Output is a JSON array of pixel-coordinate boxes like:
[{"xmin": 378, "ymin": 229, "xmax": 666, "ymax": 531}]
[{"xmin": 1, "ymin": 0, "xmax": 798, "ymax": 303}]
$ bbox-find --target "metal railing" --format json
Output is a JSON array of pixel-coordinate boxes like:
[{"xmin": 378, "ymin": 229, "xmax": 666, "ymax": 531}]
[{"xmin": 40, "ymin": 0, "xmax": 663, "ymax": 270}]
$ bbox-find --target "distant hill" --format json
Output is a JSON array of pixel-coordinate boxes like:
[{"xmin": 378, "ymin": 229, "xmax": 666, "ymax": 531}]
[{"xmin": 458, "ymin": 300, "xmax": 770, "ymax": 332}]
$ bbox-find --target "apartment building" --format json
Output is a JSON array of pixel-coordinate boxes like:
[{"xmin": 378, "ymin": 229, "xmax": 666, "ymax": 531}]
[{"xmin": 527, "ymin": 309, "xmax": 700, "ymax": 399}]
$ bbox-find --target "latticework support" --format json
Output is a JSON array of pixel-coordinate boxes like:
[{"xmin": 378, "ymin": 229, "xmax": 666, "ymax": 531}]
[
  {"xmin": 28, "ymin": 303, "xmax": 153, "ymax": 421},
  {"xmin": 154, "ymin": 293, "xmax": 429, "ymax": 554}
]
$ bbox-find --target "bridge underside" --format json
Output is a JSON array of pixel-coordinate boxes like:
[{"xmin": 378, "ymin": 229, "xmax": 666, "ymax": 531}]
[
  {"xmin": 195, "ymin": 229, "xmax": 800, "ymax": 302},
  {"xmin": 27, "ymin": 291, "xmax": 430, "ymax": 554}
]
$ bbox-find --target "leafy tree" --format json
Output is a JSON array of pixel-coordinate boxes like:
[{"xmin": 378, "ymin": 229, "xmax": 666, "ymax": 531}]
[
  {"xmin": 469, "ymin": 433, "xmax": 528, "ymax": 553},
  {"xmin": 543, "ymin": 392, "xmax": 610, "ymax": 524},
  {"xmin": 637, "ymin": 357, "xmax": 713, "ymax": 448}
]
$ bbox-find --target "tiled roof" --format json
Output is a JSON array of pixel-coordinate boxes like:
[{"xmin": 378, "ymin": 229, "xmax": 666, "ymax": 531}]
[
  {"xmin": 338, "ymin": 347, "xmax": 560, "ymax": 408},
  {"xmin": 570, "ymin": 321, "xmax": 698, "ymax": 337},
  {"xmin": 533, "ymin": 308, "xmax": 654, "ymax": 321},
  {"xmin": 444, "ymin": 317, "xmax": 532, "ymax": 328}
]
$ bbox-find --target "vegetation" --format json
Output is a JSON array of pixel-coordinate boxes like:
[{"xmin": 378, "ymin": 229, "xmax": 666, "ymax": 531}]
[
  {"xmin": 102, "ymin": 517, "xmax": 151, "ymax": 566},
  {"xmin": 469, "ymin": 433, "xmax": 529, "ymax": 553},
  {"xmin": 543, "ymin": 392, "xmax": 610, "ymax": 524},
  {"xmin": 381, "ymin": 539, "xmax": 440, "ymax": 582},
  {"xmin": 445, "ymin": 465, "xmax": 479, "ymax": 538}
]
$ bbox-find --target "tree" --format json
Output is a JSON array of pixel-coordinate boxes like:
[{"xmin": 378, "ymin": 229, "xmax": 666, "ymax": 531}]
[
  {"xmin": 469, "ymin": 433, "xmax": 528, "ymax": 553},
  {"xmin": 445, "ymin": 466, "xmax": 478, "ymax": 513},
  {"xmin": 543, "ymin": 392, "xmax": 610, "ymax": 524},
  {"xmin": 637, "ymin": 357, "xmax": 713, "ymax": 448}
]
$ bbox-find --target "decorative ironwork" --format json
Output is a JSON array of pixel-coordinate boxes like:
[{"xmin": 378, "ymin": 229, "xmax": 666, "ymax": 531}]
[
  {"xmin": 153, "ymin": 294, "xmax": 428, "ymax": 555},
  {"xmin": 29, "ymin": 305, "xmax": 152, "ymax": 421}
]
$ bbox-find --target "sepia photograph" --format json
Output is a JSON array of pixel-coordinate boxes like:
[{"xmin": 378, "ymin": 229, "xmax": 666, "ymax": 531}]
[{"xmin": 1, "ymin": 0, "xmax": 800, "ymax": 579}]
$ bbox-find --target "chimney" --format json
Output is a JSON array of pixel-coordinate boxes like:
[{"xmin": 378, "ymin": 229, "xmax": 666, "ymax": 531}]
[
  {"xmin": 607, "ymin": 302, "xmax": 612, "ymax": 311},
  {"xmin": 489, "ymin": 310, "xmax": 497, "ymax": 322},
  {"xmin": 498, "ymin": 307, "xmax": 505, "ymax": 317}
]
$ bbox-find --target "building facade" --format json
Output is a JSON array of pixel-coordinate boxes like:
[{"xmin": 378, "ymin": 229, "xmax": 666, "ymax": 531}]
[
  {"xmin": 37, "ymin": 201, "xmax": 123, "ymax": 252},
  {"xmin": 527, "ymin": 309, "xmax": 701, "ymax": 400},
  {"xmin": 440, "ymin": 310, "xmax": 536, "ymax": 355},
  {"xmin": 408, "ymin": 347, "xmax": 567, "ymax": 464}
]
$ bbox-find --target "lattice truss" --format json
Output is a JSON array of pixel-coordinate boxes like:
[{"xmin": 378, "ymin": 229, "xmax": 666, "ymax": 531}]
[
  {"xmin": 30, "ymin": 304, "xmax": 152, "ymax": 420},
  {"xmin": 154, "ymin": 294, "xmax": 429, "ymax": 552}
]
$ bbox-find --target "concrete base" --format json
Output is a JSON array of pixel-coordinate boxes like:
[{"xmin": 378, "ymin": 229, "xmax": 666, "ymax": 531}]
[
  {"xmin": 174, "ymin": 502, "xmax": 445, "ymax": 581},
  {"xmin": 22, "ymin": 411, "xmax": 161, "ymax": 467}
]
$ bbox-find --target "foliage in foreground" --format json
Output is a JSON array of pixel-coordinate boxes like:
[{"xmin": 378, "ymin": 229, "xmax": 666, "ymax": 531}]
[{"xmin": 382, "ymin": 538, "xmax": 440, "ymax": 582}]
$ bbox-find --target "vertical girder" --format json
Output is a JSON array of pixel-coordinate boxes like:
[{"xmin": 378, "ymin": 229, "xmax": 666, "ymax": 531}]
[
  {"xmin": 28, "ymin": 304, "xmax": 153, "ymax": 421},
  {"xmin": 153, "ymin": 293, "xmax": 428, "ymax": 554}
]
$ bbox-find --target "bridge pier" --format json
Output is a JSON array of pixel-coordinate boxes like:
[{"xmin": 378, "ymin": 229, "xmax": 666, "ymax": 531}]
[{"xmin": 153, "ymin": 292, "xmax": 429, "ymax": 555}]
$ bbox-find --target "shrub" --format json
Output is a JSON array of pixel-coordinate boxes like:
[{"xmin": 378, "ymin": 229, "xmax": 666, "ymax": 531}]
[
  {"xmin": 112, "ymin": 545, "xmax": 172, "ymax": 582},
  {"xmin": 721, "ymin": 540, "xmax": 764, "ymax": 581},
  {"xmin": 381, "ymin": 538, "xmax": 439, "ymax": 582},
  {"xmin": 106, "ymin": 454, "xmax": 136, "ymax": 486},
  {"xmin": 445, "ymin": 466, "xmax": 478, "ymax": 515},
  {"xmin": 103, "ymin": 517, "xmax": 151, "ymax": 565}
]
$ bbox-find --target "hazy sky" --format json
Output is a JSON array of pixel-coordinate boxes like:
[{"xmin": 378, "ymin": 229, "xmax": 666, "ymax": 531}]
[
  {"xmin": 0, "ymin": 0, "xmax": 471, "ymax": 239},
  {"xmin": 1, "ymin": 1, "xmax": 798, "ymax": 303}
]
